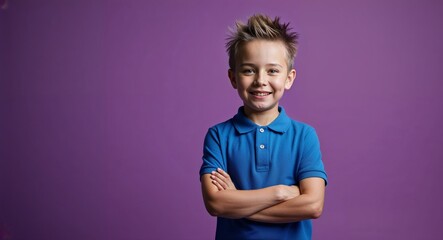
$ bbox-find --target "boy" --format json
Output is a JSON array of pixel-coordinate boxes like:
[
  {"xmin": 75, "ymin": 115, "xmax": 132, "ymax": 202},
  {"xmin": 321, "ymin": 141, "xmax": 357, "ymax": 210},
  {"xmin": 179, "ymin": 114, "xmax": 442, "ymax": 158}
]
[{"xmin": 200, "ymin": 14, "xmax": 327, "ymax": 240}]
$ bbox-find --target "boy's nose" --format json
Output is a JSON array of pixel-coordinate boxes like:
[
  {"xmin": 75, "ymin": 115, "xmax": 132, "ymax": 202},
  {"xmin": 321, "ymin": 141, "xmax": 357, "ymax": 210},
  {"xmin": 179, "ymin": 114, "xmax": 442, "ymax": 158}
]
[{"xmin": 254, "ymin": 73, "xmax": 267, "ymax": 86}]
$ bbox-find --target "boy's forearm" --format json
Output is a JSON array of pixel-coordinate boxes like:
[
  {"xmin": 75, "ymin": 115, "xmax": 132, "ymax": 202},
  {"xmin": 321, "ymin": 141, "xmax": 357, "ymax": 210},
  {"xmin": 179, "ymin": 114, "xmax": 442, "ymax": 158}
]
[
  {"xmin": 247, "ymin": 178, "xmax": 326, "ymax": 223},
  {"xmin": 247, "ymin": 194, "xmax": 323, "ymax": 223},
  {"xmin": 206, "ymin": 188, "xmax": 283, "ymax": 219},
  {"xmin": 202, "ymin": 174, "xmax": 290, "ymax": 219}
]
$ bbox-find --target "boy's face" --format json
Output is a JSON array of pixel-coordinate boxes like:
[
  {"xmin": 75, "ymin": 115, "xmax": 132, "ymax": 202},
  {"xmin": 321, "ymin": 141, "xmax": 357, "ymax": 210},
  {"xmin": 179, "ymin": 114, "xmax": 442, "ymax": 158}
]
[{"xmin": 229, "ymin": 40, "xmax": 296, "ymax": 116}]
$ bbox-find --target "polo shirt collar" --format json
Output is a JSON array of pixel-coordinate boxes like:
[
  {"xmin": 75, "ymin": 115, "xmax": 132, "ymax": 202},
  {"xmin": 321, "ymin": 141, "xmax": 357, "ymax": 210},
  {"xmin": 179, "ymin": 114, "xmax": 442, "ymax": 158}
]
[{"xmin": 232, "ymin": 106, "xmax": 291, "ymax": 134}]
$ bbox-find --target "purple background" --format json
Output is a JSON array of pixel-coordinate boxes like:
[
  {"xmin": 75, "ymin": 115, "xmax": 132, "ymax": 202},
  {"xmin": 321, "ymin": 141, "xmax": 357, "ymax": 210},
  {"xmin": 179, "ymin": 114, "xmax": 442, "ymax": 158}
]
[{"xmin": 1, "ymin": 0, "xmax": 443, "ymax": 239}]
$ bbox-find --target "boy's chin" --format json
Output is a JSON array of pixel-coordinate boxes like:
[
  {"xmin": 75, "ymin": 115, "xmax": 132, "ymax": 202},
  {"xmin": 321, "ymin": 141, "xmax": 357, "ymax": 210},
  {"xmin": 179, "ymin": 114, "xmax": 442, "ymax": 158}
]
[{"xmin": 243, "ymin": 103, "xmax": 279, "ymax": 113}]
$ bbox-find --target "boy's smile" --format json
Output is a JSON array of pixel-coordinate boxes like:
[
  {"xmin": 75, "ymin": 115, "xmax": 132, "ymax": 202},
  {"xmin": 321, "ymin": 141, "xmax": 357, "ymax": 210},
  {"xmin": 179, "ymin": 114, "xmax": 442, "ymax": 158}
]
[{"xmin": 229, "ymin": 40, "xmax": 296, "ymax": 124}]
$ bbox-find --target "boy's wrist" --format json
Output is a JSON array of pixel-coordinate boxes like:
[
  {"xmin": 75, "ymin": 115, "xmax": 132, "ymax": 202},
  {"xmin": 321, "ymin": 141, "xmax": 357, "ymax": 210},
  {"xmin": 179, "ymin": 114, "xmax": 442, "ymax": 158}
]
[
  {"xmin": 274, "ymin": 185, "xmax": 289, "ymax": 201},
  {"xmin": 274, "ymin": 185, "xmax": 300, "ymax": 201}
]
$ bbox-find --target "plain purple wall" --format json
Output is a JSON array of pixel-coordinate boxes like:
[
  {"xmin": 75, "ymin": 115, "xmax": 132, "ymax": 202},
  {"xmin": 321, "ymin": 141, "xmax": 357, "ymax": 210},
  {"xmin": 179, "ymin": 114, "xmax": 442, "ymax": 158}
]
[{"xmin": 1, "ymin": 0, "xmax": 443, "ymax": 239}]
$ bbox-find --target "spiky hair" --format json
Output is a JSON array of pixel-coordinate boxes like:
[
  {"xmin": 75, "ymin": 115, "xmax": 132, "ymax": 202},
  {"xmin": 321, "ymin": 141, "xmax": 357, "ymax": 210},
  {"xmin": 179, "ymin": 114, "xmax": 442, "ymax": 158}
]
[{"xmin": 226, "ymin": 14, "xmax": 299, "ymax": 71}]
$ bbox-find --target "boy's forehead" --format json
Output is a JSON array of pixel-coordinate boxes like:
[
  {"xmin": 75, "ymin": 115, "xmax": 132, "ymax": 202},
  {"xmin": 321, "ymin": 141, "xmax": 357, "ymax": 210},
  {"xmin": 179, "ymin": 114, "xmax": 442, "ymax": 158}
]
[{"xmin": 236, "ymin": 40, "xmax": 288, "ymax": 66}]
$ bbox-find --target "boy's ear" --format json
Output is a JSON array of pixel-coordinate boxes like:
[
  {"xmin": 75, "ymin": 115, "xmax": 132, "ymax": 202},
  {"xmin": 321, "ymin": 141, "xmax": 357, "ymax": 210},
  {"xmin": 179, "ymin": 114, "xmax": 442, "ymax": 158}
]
[
  {"xmin": 284, "ymin": 69, "xmax": 296, "ymax": 90},
  {"xmin": 228, "ymin": 69, "xmax": 238, "ymax": 89}
]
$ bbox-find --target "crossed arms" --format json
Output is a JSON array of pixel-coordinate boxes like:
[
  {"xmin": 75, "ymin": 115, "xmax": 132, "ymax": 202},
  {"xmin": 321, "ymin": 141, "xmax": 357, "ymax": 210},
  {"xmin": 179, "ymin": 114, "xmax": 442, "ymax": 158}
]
[{"xmin": 201, "ymin": 168, "xmax": 325, "ymax": 223}]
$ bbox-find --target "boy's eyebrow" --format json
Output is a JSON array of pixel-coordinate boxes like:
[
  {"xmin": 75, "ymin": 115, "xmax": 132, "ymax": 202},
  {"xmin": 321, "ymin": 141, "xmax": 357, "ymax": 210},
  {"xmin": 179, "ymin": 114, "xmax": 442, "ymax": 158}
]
[
  {"xmin": 267, "ymin": 63, "xmax": 284, "ymax": 68},
  {"xmin": 239, "ymin": 63, "xmax": 284, "ymax": 68},
  {"xmin": 239, "ymin": 63, "xmax": 256, "ymax": 67}
]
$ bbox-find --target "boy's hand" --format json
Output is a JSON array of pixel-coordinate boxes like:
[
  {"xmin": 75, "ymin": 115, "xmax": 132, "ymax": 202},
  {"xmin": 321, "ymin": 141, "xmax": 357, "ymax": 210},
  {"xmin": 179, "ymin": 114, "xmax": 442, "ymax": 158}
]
[
  {"xmin": 210, "ymin": 168, "xmax": 237, "ymax": 191},
  {"xmin": 276, "ymin": 185, "xmax": 301, "ymax": 201}
]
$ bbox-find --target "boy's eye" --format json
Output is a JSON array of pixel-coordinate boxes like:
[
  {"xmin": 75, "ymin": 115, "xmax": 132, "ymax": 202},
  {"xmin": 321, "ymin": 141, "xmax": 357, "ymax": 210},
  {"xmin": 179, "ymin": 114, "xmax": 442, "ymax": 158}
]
[
  {"xmin": 269, "ymin": 69, "xmax": 279, "ymax": 74},
  {"xmin": 242, "ymin": 69, "xmax": 255, "ymax": 75}
]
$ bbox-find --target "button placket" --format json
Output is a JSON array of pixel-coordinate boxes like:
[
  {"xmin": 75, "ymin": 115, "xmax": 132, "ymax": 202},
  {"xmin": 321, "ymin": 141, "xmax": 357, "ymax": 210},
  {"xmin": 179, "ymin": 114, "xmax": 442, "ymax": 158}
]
[{"xmin": 256, "ymin": 127, "xmax": 270, "ymax": 171}]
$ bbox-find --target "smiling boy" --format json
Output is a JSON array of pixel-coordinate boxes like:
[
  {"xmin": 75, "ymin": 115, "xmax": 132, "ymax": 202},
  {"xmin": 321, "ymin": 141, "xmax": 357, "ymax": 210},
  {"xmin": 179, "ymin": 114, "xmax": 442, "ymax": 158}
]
[{"xmin": 199, "ymin": 14, "xmax": 327, "ymax": 240}]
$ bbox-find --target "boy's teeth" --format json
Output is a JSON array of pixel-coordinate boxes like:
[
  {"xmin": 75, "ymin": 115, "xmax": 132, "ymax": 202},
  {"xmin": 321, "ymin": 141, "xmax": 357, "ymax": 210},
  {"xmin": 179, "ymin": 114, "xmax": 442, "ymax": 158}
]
[{"xmin": 253, "ymin": 92, "xmax": 270, "ymax": 96}]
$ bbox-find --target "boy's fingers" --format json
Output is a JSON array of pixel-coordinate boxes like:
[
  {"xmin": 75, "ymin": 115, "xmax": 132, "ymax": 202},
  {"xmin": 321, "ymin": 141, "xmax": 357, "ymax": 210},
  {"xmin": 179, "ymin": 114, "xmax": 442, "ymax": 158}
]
[
  {"xmin": 218, "ymin": 178, "xmax": 227, "ymax": 189},
  {"xmin": 213, "ymin": 169, "xmax": 237, "ymax": 190},
  {"xmin": 217, "ymin": 168, "xmax": 230, "ymax": 178},
  {"xmin": 212, "ymin": 169, "xmax": 236, "ymax": 190},
  {"xmin": 212, "ymin": 171, "xmax": 227, "ymax": 181},
  {"xmin": 211, "ymin": 173, "xmax": 225, "ymax": 183},
  {"xmin": 211, "ymin": 174, "xmax": 228, "ymax": 188},
  {"xmin": 212, "ymin": 180, "xmax": 224, "ymax": 191}
]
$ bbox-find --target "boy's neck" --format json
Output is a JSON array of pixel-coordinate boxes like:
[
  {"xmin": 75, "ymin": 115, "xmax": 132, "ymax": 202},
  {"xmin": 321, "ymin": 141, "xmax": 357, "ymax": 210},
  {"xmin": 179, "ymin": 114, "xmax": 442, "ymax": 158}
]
[{"xmin": 243, "ymin": 106, "xmax": 280, "ymax": 126}]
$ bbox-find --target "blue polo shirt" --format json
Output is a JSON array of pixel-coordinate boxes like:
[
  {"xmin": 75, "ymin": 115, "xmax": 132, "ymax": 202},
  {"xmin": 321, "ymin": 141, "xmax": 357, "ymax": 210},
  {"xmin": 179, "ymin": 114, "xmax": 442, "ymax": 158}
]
[{"xmin": 200, "ymin": 106, "xmax": 327, "ymax": 240}]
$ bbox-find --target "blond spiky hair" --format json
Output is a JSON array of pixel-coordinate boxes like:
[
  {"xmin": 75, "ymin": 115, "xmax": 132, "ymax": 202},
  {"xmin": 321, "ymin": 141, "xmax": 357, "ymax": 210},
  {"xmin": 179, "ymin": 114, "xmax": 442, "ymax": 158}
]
[{"xmin": 226, "ymin": 14, "xmax": 299, "ymax": 71}]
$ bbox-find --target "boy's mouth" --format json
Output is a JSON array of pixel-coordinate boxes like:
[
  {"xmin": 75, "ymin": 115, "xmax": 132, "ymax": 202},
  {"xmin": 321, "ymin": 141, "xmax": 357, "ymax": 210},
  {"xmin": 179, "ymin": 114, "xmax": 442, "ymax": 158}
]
[{"xmin": 250, "ymin": 91, "xmax": 272, "ymax": 96}]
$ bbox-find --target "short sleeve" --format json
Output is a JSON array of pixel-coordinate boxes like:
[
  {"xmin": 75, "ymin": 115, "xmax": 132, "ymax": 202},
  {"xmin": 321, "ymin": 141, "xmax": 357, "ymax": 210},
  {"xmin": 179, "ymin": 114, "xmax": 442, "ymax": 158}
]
[
  {"xmin": 296, "ymin": 127, "xmax": 328, "ymax": 185},
  {"xmin": 199, "ymin": 127, "xmax": 226, "ymax": 180}
]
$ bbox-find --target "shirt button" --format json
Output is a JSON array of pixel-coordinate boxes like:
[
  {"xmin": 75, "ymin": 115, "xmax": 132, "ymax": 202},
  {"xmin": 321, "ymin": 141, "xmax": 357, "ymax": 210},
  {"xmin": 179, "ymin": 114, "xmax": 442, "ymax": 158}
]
[
  {"xmin": 259, "ymin": 144, "xmax": 265, "ymax": 149},
  {"xmin": 259, "ymin": 128, "xmax": 264, "ymax": 133}
]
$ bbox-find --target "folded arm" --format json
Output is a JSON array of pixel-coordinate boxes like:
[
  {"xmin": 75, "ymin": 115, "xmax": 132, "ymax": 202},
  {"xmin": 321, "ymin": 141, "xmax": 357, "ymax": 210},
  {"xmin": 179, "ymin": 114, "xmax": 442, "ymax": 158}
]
[
  {"xmin": 201, "ymin": 171, "xmax": 299, "ymax": 219},
  {"xmin": 208, "ymin": 169, "xmax": 325, "ymax": 223},
  {"xmin": 247, "ymin": 177, "xmax": 325, "ymax": 223}
]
